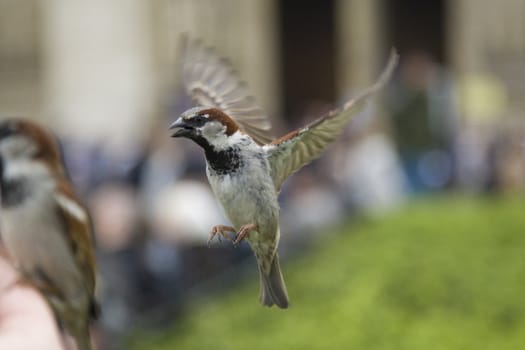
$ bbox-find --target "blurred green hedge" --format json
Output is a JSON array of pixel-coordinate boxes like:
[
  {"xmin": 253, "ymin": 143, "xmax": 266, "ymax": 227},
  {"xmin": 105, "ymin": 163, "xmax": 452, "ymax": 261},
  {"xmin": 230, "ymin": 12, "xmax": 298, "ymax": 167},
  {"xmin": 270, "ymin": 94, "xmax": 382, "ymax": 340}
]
[{"xmin": 131, "ymin": 196, "xmax": 525, "ymax": 350}]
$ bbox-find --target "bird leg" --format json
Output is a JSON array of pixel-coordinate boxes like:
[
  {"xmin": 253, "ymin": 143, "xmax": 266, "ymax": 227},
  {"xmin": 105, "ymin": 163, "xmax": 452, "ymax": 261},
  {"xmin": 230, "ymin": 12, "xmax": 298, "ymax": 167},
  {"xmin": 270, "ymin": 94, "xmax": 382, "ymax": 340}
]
[
  {"xmin": 233, "ymin": 223, "xmax": 256, "ymax": 246},
  {"xmin": 208, "ymin": 225, "xmax": 237, "ymax": 247}
]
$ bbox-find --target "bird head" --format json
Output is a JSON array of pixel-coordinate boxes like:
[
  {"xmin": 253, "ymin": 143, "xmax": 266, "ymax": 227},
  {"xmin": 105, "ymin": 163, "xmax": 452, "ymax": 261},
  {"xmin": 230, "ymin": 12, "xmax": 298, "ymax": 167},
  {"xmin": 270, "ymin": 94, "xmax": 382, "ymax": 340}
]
[
  {"xmin": 170, "ymin": 106, "xmax": 244, "ymax": 150},
  {"xmin": 0, "ymin": 119, "xmax": 64, "ymax": 176}
]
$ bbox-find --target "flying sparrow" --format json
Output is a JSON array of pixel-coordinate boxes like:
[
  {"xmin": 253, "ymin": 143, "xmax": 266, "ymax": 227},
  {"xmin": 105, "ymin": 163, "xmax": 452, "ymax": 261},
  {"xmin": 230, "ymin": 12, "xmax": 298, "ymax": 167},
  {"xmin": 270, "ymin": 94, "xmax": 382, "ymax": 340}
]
[
  {"xmin": 0, "ymin": 119, "xmax": 98, "ymax": 350},
  {"xmin": 170, "ymin": 39, "xmax": 398, "ymax": 308}
]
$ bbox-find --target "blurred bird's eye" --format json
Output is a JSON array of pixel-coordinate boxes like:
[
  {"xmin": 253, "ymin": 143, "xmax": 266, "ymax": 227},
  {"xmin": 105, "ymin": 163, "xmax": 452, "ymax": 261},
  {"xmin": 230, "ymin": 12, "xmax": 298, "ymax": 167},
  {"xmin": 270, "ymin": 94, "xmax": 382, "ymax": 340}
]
[{"xmin": 0, "ymin": 122, "xmax": 18, "ymax": 140}]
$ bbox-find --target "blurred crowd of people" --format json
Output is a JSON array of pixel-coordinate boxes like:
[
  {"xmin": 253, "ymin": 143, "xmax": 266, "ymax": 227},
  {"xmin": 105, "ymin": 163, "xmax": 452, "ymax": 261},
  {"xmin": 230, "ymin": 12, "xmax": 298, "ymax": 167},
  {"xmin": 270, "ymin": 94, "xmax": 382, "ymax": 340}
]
[{"xmin": 47, "ymin": 51, "xmax": 524, "ymax": 348}]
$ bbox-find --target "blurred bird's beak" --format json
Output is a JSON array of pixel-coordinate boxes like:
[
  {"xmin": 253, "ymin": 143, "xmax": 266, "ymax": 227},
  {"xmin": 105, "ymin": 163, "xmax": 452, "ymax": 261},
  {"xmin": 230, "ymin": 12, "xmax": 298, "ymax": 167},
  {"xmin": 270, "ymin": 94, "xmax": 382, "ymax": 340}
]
[{"xmin": 170, "ymin": 118, "xmax": 193, "ymax": 138}]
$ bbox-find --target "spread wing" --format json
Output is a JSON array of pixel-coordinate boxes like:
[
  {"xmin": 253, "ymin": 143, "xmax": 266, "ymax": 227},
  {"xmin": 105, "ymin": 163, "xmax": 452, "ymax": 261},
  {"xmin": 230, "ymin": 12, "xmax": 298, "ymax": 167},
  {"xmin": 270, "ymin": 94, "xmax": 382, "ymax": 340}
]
[
  {"xmin": 265, "ymin": 50, "xmax": 398, "ymax": 191},
  {"xmin": 54, "ymin": 179, "xmax": 97, "ymax": 299},
  {"xmin": 181, "ymin": 37, "xmax": 273, "ymax": 145}
]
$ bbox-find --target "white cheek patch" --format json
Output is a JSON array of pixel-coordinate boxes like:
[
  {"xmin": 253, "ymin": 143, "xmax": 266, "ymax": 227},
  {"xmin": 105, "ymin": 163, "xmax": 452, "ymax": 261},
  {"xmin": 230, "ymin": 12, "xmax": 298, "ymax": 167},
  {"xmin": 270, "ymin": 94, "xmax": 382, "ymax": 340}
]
[
  {"xmin": 202, "ymin": 121, "xmax": 226, "ymax": 137},
  {"xmin": 202, "ymin": 121, "xmax": 241, "ymax": 150},
  {"xmin": 0, "ymin": 136, "xmax": 36, "ymax": 160},
  {"xmin": 4, "ymin": 159, "xmax": 49, "ymax": 180}
]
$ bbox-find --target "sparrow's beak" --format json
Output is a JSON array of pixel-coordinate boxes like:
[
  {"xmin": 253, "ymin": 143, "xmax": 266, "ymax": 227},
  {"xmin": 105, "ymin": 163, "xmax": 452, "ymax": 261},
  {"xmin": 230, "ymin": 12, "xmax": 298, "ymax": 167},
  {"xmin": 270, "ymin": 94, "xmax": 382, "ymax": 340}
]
[{"xmin": 169, "ymin": 118, "xmax": 193, "ymax": 138}]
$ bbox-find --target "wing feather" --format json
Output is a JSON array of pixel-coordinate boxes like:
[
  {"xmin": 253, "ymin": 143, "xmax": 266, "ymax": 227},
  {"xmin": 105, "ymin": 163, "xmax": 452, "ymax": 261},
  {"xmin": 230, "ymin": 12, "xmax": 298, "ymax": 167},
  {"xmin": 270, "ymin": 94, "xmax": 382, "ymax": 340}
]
[
  {"xmin": 265, "ymin": 50, "xmax": 399, "ymax": 191},
  {"xmin": 54, "ymin": 180, "xmax": 97, "ymax": 298},
  {"xmin": 181, "ymin": 37, "xmax": 273, "ymax": 144}
]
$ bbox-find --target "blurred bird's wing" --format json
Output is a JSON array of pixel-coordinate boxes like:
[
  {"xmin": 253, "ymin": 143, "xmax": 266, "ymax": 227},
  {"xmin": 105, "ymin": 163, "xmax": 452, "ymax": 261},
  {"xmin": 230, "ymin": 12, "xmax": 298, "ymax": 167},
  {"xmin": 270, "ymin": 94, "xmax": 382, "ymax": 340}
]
[
  {"xmin": 181, "ymin": 37, "xmax": 273, "ymax": 145},
  {"xmin": 265, "ymin": 50, "xmax": 398, "ymax": 191},
  {"xmin": 54, "ymin": 179, "xmax": 97, "ymax": 300}
]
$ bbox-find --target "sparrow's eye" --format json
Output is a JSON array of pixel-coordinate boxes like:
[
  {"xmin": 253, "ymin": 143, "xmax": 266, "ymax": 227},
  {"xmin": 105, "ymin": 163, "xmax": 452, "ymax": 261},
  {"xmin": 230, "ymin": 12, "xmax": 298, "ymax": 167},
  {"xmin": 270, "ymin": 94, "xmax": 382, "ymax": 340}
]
[
  {"xmin": 192, "ymin": 115, "xmax": 207, "ymax": 127},
  {"xmin": 0, "ymin": 121, "xmax": 19, "ymax": 140}
]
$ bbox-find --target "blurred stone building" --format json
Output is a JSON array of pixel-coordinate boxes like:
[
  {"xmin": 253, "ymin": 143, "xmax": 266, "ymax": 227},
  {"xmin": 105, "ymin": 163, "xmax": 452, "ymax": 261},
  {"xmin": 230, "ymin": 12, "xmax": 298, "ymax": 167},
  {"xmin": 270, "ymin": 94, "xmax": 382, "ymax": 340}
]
[{"xmin": 0, "ymin": 0, "xmax": 524, "ymax": 160}]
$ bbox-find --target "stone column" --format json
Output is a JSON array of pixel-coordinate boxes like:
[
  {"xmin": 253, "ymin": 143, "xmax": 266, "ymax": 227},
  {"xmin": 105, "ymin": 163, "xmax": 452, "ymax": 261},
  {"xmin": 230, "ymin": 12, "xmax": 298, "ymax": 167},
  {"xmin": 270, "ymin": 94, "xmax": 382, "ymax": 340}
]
[
  {"xmin": 0, "ymin": 1, "xmax": 42, "ymax": 118},
  {"xmin": 335, "ymin": 0, "xmax": 382, "ymax": 99},
  {"xmin": 41, "ymin": 0, "xmax": 155, "ymax": 152}
]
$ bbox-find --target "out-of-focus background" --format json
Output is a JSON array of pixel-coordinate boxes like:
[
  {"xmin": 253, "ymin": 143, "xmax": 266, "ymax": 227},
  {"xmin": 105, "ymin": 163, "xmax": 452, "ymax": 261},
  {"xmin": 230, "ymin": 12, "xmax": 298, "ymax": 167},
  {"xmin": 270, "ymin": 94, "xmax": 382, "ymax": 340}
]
[{"xmin": 1, "ymin": 0, "xmax": 525, "ymax": 349}]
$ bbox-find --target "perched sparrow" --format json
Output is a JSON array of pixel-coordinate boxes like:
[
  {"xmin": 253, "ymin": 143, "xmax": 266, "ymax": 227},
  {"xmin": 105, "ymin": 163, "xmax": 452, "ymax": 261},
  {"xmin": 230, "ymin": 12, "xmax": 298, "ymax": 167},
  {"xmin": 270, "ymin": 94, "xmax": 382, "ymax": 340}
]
[
  {"xmin": 0, "ymin": 119, "xmax": 98, "ymax": 350},
  {"xmin": 170, "ymin": 39, "xmax": 398, "ymax": 308}
]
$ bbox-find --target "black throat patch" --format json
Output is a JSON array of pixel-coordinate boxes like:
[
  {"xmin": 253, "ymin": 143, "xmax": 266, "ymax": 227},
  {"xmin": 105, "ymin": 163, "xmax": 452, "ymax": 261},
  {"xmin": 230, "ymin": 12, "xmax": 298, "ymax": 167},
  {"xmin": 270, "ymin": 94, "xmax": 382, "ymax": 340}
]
[
  {"xmin": 205, "ymin": 146, "xmax": 244, "ymax": 175},
  {"xmin": 0, "ymin": 177, "xmax": 30, "ymax": 207}
]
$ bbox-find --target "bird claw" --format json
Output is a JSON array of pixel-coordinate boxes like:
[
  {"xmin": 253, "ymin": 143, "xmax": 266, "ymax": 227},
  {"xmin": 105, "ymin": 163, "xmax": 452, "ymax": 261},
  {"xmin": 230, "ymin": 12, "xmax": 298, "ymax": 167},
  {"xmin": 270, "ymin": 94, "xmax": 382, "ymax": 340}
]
[
  {"xmin": 233, "ymin": 223, "xmax": 256, "ymax": 246},
  {"xmin": 232, "ymin": 234, "xmax": 243, "ymax": 247},
  {"xmin": 208, "ymin": 225, "xmax": 236, "ymax": 247}
]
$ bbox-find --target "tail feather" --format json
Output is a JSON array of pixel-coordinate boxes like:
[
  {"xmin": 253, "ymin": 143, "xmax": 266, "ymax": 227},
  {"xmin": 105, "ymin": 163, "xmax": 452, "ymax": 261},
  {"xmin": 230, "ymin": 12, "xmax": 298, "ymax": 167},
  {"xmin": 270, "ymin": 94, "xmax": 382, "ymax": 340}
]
[
  {"xmin": 62, "ymin": 313, "xmax": 92, "ymax": 350},
  {"xmin": 259, "ymin": 254, "xmax": 289, "ymax": 309},
  {"xmin": 72, "ymin": 325, "xmax": 92, "ymax": 350}
]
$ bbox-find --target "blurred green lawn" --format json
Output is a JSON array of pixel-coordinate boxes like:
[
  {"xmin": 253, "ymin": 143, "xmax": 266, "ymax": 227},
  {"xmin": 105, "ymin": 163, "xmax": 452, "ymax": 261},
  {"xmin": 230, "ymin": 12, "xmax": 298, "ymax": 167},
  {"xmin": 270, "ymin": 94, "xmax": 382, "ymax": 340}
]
[{"xmin": 130, "ymin": 195, "xmax": 525, "ymax": 350}]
